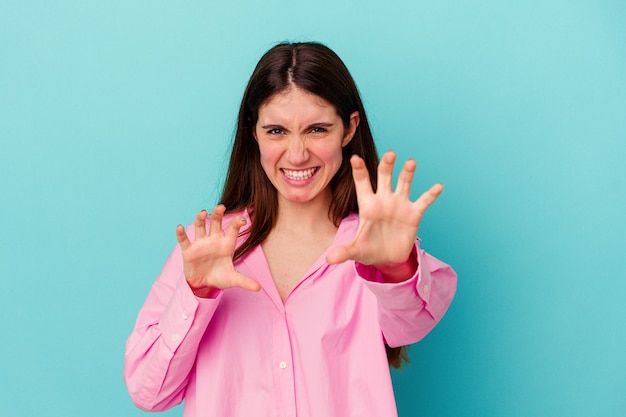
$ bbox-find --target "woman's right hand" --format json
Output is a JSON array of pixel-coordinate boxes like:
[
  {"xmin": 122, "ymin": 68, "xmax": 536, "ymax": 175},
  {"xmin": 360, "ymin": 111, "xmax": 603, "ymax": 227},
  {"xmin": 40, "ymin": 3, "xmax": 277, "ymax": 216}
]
[{"xmin": 175, "ymin": 205, "xmax": 261, "ymax": 297}]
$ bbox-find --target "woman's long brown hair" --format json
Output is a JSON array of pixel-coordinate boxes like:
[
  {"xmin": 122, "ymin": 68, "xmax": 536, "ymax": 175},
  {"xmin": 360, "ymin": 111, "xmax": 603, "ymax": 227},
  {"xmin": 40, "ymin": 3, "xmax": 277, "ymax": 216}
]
[{"xmin": 219, "ymin": 42, "xmax": 408, "ymax": 369}]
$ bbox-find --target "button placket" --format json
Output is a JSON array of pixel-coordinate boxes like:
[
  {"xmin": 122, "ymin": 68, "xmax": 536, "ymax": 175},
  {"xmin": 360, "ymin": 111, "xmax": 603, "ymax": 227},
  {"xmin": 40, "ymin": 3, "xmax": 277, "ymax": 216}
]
[{"xmin": 272, "ymin": 308, "xmax": 297, "ymax": 417}]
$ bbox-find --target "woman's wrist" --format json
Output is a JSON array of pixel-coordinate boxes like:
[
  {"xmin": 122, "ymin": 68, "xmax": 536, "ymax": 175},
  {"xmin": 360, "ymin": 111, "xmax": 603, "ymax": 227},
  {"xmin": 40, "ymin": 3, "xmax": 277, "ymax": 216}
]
[
  {"xmin": 373, "ymin": 248, "xmax": 418, "ymax": 283},
  {"xmin": 187, "ymin": 280, "xmax": 220, "ymax": 298},
  {"xmin": 374, "ymin": 260, "xmax": 417, "ymax": 283}
]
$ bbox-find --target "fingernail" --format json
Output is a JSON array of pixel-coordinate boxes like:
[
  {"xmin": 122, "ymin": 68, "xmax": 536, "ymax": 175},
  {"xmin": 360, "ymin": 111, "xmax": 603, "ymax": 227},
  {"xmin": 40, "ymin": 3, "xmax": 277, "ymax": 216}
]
[{"xmin": 240, "ymin": 218, "xmax": 247, "ymax": 223}]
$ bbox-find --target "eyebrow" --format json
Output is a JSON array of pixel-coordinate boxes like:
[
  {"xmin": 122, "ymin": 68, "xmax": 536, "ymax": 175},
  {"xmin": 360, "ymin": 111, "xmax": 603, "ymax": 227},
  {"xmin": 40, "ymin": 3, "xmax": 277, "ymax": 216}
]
[{"xmin": 260, "ymin": 122, "xmax": 335, "ymax": 130}]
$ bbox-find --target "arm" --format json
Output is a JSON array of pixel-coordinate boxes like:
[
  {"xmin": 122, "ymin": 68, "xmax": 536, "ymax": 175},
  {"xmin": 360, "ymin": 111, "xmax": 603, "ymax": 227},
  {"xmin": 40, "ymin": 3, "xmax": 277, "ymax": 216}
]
[
  {"xmin": 356, "ymin": 241, "xmax": 457, "ymax": 347},
  {"xmin": 327, "ymin": 150, "xmax": 456, "ymax": 345},
  {"xmin": 123, "ymin": 244, "xmax": 221, "ymax": 411},
  {"xmin": 124, "ymin": 207, "xmax": 259, "ymax": 411}
]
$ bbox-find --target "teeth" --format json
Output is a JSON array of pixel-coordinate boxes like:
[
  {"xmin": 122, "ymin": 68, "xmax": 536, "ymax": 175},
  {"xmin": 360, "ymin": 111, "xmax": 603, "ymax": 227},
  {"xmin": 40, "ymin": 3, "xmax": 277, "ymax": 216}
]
[{"xmin": 282, "ymin": 168, "xmax": 317, "ymax": 180}]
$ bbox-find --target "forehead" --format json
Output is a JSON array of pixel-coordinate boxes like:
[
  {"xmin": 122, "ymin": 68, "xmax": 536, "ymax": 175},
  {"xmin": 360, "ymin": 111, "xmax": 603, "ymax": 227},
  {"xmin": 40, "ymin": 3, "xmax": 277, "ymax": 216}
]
[{"xmin": 258, "ymin": 87, "xmax": 338, "ymax": 122}]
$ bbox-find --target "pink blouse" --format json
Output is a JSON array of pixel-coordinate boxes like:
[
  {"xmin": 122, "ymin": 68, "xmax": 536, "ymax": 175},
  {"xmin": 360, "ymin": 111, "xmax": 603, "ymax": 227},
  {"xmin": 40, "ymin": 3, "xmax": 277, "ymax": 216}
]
[{"xmin": 124, "ymin": 210, "xmax": 457, "ymax": 417}]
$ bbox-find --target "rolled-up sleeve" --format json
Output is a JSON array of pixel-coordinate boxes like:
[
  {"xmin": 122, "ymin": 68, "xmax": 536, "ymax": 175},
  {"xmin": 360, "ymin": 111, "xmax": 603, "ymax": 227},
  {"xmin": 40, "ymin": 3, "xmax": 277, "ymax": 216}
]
[{"xmin": 356, "ymin": 241, "xmax": 457, "ymax": 347}]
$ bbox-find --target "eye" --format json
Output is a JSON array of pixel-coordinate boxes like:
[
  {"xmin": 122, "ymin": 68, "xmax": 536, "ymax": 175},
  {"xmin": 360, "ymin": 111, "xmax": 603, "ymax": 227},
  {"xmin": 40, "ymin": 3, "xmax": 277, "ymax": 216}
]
[
  {"xmin": 267, "ymin": 128, "xmax": 284, "ymax": 135},
  {"xmin": 310, "ymin": 126, "xmax": 327, "ymax": 134}
]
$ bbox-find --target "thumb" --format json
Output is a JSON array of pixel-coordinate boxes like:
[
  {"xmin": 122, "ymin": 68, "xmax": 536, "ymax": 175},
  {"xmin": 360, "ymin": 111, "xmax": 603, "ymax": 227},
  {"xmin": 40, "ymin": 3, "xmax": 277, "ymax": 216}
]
[
  {"xmin": 234, "ymin": 272, "xmax": 262, "ymax": 292},
  {"xmin": 326, "ymin": 245, "xmax": 353, "ymax": 265}
]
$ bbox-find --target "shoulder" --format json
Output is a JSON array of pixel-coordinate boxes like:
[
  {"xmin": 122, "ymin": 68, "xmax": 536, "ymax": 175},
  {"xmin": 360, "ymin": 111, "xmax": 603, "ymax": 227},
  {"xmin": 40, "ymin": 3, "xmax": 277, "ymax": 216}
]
[
  {"xmin": 222, "ymin": 208, "xmax": 250, "ymax": 225},
  {"xmin": 217, "ymin": 208, "xmax": 252, "ymax": 235},
  {"xmin": 334, "ymin": 212, "xmax": 360, "ymax": 242},
  {"xmin": 340, "ymin": 212, "xmax": 359, "ymax": 228}
]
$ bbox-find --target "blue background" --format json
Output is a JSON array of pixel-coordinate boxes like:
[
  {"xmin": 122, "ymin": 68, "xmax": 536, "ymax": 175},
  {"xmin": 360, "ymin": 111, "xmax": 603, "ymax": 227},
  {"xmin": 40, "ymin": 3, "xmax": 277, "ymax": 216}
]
[{"xmin": 1, "ymin": 1, "xmax": 625, "ymax": 416}]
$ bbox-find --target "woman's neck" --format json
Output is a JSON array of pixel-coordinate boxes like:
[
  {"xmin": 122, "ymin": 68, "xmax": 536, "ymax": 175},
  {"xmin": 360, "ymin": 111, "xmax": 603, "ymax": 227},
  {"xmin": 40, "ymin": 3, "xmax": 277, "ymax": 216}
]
[{"xmin": 274, "ymin": 193, "xmax": 337, "ymax": 235}]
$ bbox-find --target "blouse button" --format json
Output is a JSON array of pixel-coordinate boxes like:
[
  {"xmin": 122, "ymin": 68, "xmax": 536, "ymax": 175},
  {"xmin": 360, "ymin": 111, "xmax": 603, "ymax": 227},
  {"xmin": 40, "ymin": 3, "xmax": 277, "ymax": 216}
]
[{"xmin": 279, "ymin": 361, "xmax": 287, "ymax": 369}]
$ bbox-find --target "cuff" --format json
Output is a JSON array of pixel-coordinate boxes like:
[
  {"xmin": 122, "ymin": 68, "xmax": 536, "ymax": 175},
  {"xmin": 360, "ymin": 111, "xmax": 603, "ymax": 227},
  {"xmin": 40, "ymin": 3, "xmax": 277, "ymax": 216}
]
[
  {"xmin": 355, "ymin": 240, "xmax": 433, "ymax": 309},
  {"xmin": 158, "ymin": 276, "xmax": 221, "ymax": 352}
]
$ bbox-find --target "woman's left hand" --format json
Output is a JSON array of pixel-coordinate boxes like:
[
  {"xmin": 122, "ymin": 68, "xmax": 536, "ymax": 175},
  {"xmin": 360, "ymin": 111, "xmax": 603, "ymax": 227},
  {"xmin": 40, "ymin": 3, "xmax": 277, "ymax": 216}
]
[{"xmin": 326, "ymin": 150, "xmax": 443, "ymax": 277}]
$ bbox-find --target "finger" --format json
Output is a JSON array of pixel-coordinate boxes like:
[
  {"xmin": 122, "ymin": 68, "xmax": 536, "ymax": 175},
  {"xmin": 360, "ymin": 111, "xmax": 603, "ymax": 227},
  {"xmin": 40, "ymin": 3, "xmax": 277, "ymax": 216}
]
[
  {"xmin": 395, "ymin": 158, "xmax": 417, "ymax": 198},
  {"xmin": 209, "ymin": 205, "xmax": 226, "ymax": 236},
  {"xmin": 225, "ymin": 215, "xmax": 247, "ymax": 240},
  {"xmin": 235, "ymin": 272, "xmax": 262, "ymax": 292},
  {"xmin": 413, "ymin": 183, "xmax": 444, "ymax": 215},
  {"xmin": 194, "ymin": 210, "xmax": 208, "ymax": 239},
  {"xmin": 377, "ymin": 150, "xmax": 396, "ymax": 193},
  {"xmin": 350, "ymin": 155, "xmax": 374, "ymax": 199},
  {"xmin": 175, "ymin": 224, "xmax": 192, "ymax": 250}
]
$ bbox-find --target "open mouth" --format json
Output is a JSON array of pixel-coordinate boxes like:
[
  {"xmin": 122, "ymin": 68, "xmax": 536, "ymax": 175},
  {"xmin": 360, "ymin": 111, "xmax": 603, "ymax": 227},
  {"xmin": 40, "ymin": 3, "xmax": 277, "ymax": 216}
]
[{"xmin": 281, "ymin": 167, "xmax": 319, "ymax": 181}]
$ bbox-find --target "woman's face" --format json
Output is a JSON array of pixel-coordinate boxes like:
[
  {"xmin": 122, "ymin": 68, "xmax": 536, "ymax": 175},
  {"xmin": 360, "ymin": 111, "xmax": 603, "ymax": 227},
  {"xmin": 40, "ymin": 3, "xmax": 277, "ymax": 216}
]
[{"xmin": 254, "ymin": 87, "xmax": 359, "ymax": 208}]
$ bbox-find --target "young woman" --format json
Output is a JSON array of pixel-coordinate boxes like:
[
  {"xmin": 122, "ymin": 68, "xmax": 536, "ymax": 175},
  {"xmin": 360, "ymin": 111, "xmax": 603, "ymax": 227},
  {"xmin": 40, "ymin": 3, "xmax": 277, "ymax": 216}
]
[{"xmin": 124, "ymin": 42, "xmax": 457, "ymax": 417}]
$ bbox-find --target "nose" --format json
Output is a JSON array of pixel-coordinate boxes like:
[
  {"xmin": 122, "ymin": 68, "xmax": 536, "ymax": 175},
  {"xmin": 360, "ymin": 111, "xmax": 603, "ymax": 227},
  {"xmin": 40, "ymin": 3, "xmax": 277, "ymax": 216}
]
[{"xmin": 286, "ymin": 135, "xmax": 309, "ymax": 165}]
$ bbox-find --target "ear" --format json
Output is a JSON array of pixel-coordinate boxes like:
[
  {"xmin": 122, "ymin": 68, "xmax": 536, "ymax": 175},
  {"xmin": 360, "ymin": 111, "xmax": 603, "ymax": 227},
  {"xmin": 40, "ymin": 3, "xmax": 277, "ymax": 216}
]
[{"xmin": 342, "ymin": 111, "xmax": 360, "ymax": 147}]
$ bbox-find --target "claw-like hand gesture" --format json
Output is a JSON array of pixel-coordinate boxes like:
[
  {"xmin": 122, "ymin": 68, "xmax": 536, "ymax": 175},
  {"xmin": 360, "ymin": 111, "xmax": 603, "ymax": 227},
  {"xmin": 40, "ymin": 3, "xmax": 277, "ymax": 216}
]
[
  {"xmin": 326, "ymin": 150, "xmax": 443, "ymax": 279},
  {"xmin": 175, "ymin": 205, "xmax": 261, "ymax": 297}
]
